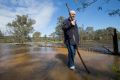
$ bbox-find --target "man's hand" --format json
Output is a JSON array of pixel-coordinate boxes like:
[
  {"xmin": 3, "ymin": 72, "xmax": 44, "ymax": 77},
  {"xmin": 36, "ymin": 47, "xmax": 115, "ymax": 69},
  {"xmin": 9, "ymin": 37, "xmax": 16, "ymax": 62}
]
[{"xmin": 71, "ymin": 20, "xmax": 76, "ymax": 26}]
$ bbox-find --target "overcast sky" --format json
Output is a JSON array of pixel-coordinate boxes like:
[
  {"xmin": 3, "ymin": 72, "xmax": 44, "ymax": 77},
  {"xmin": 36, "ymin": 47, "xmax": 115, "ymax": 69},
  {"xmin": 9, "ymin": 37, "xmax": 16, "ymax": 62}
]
[{"xmin": 0, "ymin": 0, "xmax": 120, "ymax": 37}]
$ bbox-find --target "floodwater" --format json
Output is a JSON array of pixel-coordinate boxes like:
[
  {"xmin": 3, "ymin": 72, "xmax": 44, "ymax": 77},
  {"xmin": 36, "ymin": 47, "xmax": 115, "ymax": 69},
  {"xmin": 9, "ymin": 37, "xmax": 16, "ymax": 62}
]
[{"xmin": 0, "ymin": 43, "xmax": 120, "ymax": 80}]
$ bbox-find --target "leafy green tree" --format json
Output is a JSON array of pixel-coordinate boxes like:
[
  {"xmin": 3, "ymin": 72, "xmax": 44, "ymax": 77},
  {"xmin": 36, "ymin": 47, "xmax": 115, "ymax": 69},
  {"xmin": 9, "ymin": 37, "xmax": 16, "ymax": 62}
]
[
  {"xmin": 0, "ymin": 30, "xmax": 3, "ymax": 37},
  {"xmin": 94, "ymin": 29, "xmax": 106, "ymax": 40},
  {"xmin": 85, "ymin": 27, "xmax": 94, "ymax": 40},
  {"xmin": 55, "ymin": 16, "xmax": 65, "ymax": 41},
  {"xmin": 0, "ymin": 30, "xmax": 4, "ymax": 43},
  {"xmin": 33, "ymin": 32, "xmax": 41, "ymax": 42},
  {"xmin": 79, "ymin": 26, "xmax": 94, "ymax": 40},
  {"xmin": 43, "ymin": 34, "xmax": 47, "ymax": 44},
  {"xmin": 79, "ymin": 26, "xmax": 84, "ymax": 42},
  {"xmin": 50, "ymin": 32, "xmax": 56, "ymax": 42},
  {"xmin": 7, "ymin": 15, "xmax": 35, "ymax": 44},
  {"xmin": 94, "ymin": 27, "xmax": 114, "ymax": 41},
  {"xmin": 117, "ymin": 31, "xmax": 120, "ymax": 40},
  {"xmin": 106, "ymin": 27, "xmax": 116, "ymax": 35}
]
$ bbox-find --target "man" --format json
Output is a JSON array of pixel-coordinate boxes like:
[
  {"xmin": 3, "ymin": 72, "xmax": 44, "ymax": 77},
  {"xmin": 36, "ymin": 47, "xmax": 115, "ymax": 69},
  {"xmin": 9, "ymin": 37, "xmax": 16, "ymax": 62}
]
[{"xmin": 62, "ymin": 10, "xmax": 79, "ymax": 70}]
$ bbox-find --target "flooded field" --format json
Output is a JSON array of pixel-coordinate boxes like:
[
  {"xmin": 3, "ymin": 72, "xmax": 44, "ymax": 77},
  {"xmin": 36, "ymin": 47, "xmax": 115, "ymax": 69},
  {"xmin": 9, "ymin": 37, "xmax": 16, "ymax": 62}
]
[{"xmin": 0, "ymin": 43, "xmax": 120, "ymax": 80}]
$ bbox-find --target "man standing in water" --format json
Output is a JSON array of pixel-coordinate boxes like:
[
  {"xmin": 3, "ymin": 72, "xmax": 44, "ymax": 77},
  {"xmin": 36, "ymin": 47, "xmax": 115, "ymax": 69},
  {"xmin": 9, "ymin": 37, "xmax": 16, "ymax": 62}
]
[{"xmin": 62, "ymin": 10, "xmax": 79, "ymax": 70}]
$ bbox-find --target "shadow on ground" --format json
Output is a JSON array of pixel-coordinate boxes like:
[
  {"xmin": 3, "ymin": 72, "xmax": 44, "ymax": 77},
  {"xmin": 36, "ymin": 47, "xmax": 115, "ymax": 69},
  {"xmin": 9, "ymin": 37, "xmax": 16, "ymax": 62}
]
[{"xmin": 55, "ymin": 53, "xmax": 120, "ymax": 80}]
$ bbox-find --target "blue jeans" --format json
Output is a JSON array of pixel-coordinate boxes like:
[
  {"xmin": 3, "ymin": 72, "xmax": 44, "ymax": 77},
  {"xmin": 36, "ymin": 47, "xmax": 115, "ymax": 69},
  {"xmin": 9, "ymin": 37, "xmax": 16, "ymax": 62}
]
[{"xmin": 66, "ymin": 42, "xmax": 77, "ymax": 67}]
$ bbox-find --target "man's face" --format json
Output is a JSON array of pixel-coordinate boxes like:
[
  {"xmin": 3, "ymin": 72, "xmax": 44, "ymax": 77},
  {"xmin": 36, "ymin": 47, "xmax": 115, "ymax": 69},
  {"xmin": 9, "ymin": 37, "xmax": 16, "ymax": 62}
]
[{"xmin": 70, "ymin": 12, "xmax": 76, "ymax": 20}]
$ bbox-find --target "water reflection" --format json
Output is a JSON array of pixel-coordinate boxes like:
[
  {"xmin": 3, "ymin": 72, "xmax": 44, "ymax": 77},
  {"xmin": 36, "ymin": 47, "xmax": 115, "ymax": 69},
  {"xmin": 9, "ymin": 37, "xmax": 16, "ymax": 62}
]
[{"xmin": 0, "ymin": 43, "xmax": 120, "ymax": 80}]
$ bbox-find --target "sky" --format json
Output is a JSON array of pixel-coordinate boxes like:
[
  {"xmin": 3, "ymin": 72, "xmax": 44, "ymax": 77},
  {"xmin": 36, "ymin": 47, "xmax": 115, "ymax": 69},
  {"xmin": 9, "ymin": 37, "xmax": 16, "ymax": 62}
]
[{"xmin": 0, "ymin": 0, "xmax": 120, "ymax": 37}]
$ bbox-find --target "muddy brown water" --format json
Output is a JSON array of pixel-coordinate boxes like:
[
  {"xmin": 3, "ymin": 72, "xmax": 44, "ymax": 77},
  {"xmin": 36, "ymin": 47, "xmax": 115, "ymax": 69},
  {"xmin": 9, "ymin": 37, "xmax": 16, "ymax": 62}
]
[{"xmin": 0, "ymin": 43, "xmax": 120, "ymax": 80}]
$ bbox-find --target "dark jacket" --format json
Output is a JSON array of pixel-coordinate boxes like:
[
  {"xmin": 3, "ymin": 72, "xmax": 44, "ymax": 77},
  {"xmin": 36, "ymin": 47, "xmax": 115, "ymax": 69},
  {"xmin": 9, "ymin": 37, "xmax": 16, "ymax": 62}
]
[{"xmin": 62, "ymin": 18, "xmax": 79, "ymax": 45}]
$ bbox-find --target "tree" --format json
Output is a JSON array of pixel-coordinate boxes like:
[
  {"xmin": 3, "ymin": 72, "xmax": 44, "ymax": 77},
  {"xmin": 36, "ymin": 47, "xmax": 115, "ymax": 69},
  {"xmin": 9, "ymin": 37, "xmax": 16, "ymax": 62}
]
[
  {"xmin": 73, "ymin": 0, "xmax": 120, "ymax": 16},
  {"xmin": 33, "ymin": 32, "xmax": 41, "ymax": 42},
  {"xmin": 44, "ymin": 34, "xmax": 47, "ymax": 45},
  {"xmin": 117, "ymin": 31, "xmax": 120, "ymax": 40},
  {"xmin": 94, "ymin": 27, "xmax": 116, "ymax": 41},
  {"xmin": 7, "ymin": 15, "xmax": 35, "ymax": 44},
  {"xmin": 79, "ymin": 26, "xmax": 84, "ymax": 42},
  {"xmin": 85, "ymin": 27, "xmax": 94, "ymax": 40},
  {"xmin": 78, "ymin": 26, "xmax": 119, "ymax": 41},
  {"xmin": 0, "ymin": 30, "xmax": 4, "ymax": 43},
  {"xmin": 94, "ymin": 29, "xmax": 106, "ymax": 40},
  {"xmin": 55, "ymin": 16, "xmax": 65, "ymax": 41},
  {"xmin": 0, "ymin": 30, "xmax": 3, "ymax": 37},
  {"xmin": 79, "ymin": 26, "xmax": 95, "ymax": 40},
  {"xmin": 106, "ymin": 27, "xmax": 115, "ymax": 35},
  {"xmin": 50, "ymin": 32, "xmax": 56, "ymax": 42}
]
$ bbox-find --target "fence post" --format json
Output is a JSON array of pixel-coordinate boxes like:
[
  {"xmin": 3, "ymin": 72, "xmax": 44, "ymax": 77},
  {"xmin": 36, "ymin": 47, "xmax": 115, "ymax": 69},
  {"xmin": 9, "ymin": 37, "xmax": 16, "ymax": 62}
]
[{"xmin": 113, "ymin": 28, "xmax": 119, "ymax": 55}]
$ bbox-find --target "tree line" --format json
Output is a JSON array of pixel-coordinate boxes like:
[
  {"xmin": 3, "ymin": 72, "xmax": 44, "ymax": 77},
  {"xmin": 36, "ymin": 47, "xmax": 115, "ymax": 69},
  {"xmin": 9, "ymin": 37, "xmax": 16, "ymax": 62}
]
[
  {"xmin": 0, "ymin": 15, "xmax": 120, "ymax": 44},
  {"xmin": 53, "ymin": 16, "xmax": 120, "ymax": 43}
]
